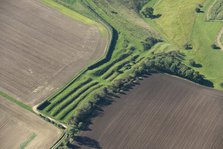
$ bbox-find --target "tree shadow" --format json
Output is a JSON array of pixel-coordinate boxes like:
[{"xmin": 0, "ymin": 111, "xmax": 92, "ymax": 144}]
[
  {"xmin": 75, "ymin": 136, "xmax": 101, "ymax": 149},
  {"xmin": 67, "ymin": 143, "xmax": 81, "ymax": 149},
  {"xmin": 200, "ymin": 79, "xmax": 214, "ymax": 88},
  {"xmin": 193, "ymin": 63, "xmax": 202, "ymax": 68}
]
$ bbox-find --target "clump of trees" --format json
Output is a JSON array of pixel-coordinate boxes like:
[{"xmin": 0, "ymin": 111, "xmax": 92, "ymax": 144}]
[
  {"xmin": 189, "ymin": 59, "xmax": 202, "ymax": 68},
  {"xmin": 195, "ymin": 3, "xmax": 204, "ymax": 13},
  {"xmin": 142, "ymin": 7, "xmax": 161, "ymax": 19}
]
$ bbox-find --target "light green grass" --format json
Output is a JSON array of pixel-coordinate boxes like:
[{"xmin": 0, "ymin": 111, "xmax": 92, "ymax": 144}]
[
  {"xmin": 143, "ymin": 0, "xmax": 223, "ymax": 90},
  {"xmin": 153, "ymin": 0, "xmax": 204, "ymax": 47},
  {"xmin": 185, "ymin": 0, "xmax": 223, "ymax": 89}
]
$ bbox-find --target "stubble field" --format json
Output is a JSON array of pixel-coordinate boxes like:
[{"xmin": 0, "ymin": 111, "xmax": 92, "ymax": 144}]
[
  {"xmin": 0, "ymin": 96, "xmax": 62, "ymax": 149},
  {"xmin": 79, "ymin": 74, "xmax": 223, "ymax": 149},
  {"xmin": 0, "ymin": 0, "xmax": 107, "ymax": 106}
]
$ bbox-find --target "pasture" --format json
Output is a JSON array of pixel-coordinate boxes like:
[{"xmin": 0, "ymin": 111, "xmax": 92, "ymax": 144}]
[
  {"xmin": 0, "ymin": 96, "xmax": 62, "ymax": 149},
  {"xmin": 79, "ymin": 74, "xmax": 223, "ymax": 149},
  {"xmin": 0, "ymin": 0, "xmax": 107, "ymax": 106},
  {"xmin": 144, "ymin": 0, "xmax": 223, "ymax": 89}
]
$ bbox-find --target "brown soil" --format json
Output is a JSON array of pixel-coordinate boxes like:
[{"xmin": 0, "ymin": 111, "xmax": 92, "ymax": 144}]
[
  {"xmin": 0, "ymin": 96, "xmax": 62, "ymax": 149},
  {"xmin": 0, "ymin": 0, "xmax": 107, "ymax": 106},
  {"xmin": 79, "ymin": 74, "xmax": 223, "ymax": 149}
]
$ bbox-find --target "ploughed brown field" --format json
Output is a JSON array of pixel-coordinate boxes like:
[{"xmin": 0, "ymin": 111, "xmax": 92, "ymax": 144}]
[
  {"xmin": 0, "ymin": 96, "xmax": 62, "ymax": 149},
  {"xmin": 79, "ymin": 74, "xmax": 223, "ymax": 149},
  {"xmin": 0, "ymin": 0, "xmax": 107, "ymax": 106}
]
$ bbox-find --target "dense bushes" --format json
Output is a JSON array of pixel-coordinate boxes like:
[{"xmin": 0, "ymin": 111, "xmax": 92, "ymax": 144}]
[
  {"xmin": 133, "ymin": 52, "xmax": 211, "ymax": 87},
  {"xmin": 142, "ymin": 7, "xmax": 161, "ymax": 19},
  {"xmin": 142, "ymin": 36, "xmax": 162, "ymax": 50}
]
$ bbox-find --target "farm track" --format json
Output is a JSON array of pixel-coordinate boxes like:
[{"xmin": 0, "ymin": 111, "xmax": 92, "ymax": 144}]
[
  {"xmin": 217, "ymin": 27, "xmax": 223, "ymax": 50},
  {"xmin": 79, "ymin": 74, "xmax": 223, "ymax": 149}
]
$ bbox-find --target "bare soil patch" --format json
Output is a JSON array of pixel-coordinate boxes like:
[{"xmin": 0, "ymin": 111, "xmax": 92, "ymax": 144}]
[
  {"xmin": 0, "ymin": 96, "xmax": 62, "ymax": 149},
  {"xmin": 0, "ymin": 0, "xmax": 107, "ymax": 106},
  {"xmin": 79, "ymin": 74, "xmax": 223, "ymax": 149}
]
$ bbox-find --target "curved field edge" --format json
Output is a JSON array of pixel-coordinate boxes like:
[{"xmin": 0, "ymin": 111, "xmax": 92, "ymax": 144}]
[
  {"xmin": 37, "ymin": 0, "xmax": 112, "ymax": 106},
  {"xmin": 37, "ymin": 0, "xmax": 162, "ymax": 124}
]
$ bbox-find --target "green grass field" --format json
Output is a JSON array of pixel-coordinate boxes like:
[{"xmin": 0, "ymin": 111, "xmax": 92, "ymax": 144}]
[{"xmin": 143, "ymin": 0, "xmax": 223, "ymax": 89}]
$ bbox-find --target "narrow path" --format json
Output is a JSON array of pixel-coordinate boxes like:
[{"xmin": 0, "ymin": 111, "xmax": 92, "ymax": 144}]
[
  {"xmin": 32, "ymin": 105, "xmax": 67, "ymax": 129},
  {"xmin": 217, "ymin": 27, "xmax": 223, "ymax": 50}
]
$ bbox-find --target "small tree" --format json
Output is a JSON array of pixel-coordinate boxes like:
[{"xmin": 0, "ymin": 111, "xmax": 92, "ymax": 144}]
[
  {"xmin": 189, "ymin": 59, "xmax": 196, "ymax": 67},
  {"xmin": 211, "ymin": 43, "xmax": 220, "ymax": 49},
  {"xmin": 184, "ymin": 42, "xmax": 193, "ymax": 50},
  {"xmin": 220, "ymin": 83, "xmax": 223, "ymax": 88},
  {"xmin": 142, "ymin": 7, "xmax": 154, "ymax": 18},
  {"xmin": 195, "ymin": 7, "xmax": 201, "ymax": 13}
]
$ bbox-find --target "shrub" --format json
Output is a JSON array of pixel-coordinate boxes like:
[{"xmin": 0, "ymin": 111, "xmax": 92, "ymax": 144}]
[
  {"xmin": 142, "ymin": 7, "xmax": 162, "ymax": 19},
  {"xmin": 184, "ymin": 43, "xmax": 193, "ymax": 50},
  {"xmin": 189, "ymin": 59, "xmax": 196, "ymax": 67},
  {"xmin": 220, "ymin": 83, "xmax": 223, "ymax": 88},
  {"xmin": 211, "ymin": 44, "xmax": 220, "ymax": 49}
]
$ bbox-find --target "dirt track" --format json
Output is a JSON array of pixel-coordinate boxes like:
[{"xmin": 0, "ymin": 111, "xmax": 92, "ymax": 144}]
[
  {"xmin": 79, "ymin": 74, "xmax": 223, "ymax": 149},
  {"xmin": 0, "ymin": 96, "xmax": 62, "ymax": 149},
  {"xmin": 0, "ymin": 0, "xmax": 107, "ymax": 106},
  {"xmin": 217, "ymin": 27, "xmax": 223, "ymax": 50}
]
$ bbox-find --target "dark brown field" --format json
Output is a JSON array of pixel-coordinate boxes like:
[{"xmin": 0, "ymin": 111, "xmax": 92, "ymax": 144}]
[
  {"xmin": 0, "ymin": 96, "xmax": 62, "ymax": 149},
  {"xmin": 0, "ymin": 0, "xmax": 107, "ymax": 106},
  {"xmin": 79, "ymin": 74, "xmax": 223, "ymax": 149}
]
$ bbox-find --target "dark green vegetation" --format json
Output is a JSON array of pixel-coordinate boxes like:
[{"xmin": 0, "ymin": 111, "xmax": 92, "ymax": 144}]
[{"xmin": 38, "ymin": 0, "xmax": 223, "ymax": 147}]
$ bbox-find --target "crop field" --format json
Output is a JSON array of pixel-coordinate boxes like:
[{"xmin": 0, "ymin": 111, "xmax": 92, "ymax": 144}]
[
  {"xmin": 0, "ymin": 0, "xmax": 107, "ymax": 106},
  {"xmin": 78, "ymin": 74, "xmax": 223, "ymax": 149},
  {"xmin": 0, "ymin": 96, "xmax": 62, "ymax": 149}
]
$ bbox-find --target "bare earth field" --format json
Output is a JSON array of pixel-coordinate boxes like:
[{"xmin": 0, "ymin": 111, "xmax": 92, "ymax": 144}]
[
  {"xmin": 0, "ymin": 96, "xmax": 62, "ymax": 149},
  {"xmin": 0, "ymin": 0, "xmax": 106, "ymax": 106},
  {"xmin": 79, "ymin": 74, "xmax": 223, "ymax": 149}
]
